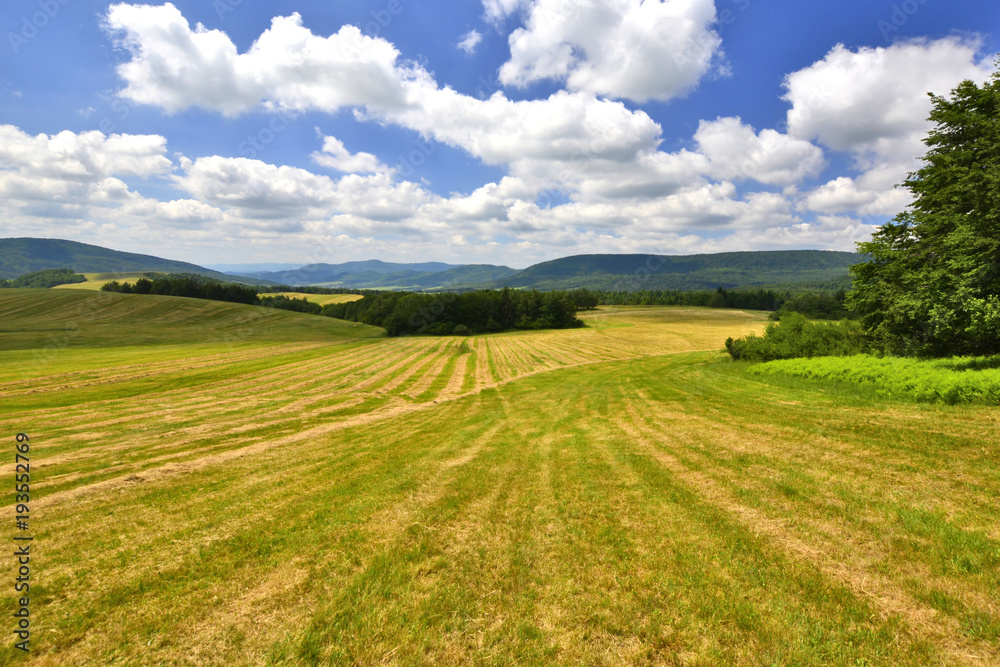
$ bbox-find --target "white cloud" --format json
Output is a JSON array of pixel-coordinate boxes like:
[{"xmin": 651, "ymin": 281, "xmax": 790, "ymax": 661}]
[
  {"xmin": 105, "ymin": 3, "xmax": 665, "ymax": 183},
  {"xmin": 457, "ymin": 29, "xmax": 482, "ymax": 54},
  {"xmin": 694, "ymin": 117, "xmax": 825, "ymax": 186},
  {"xmin": 498, "ymin": 0, "xmax": 723, "ymax": 102},
  {"xmin": 801, "ymin": 169, "xmax": 912, "ymax": 217},
  {"xmin": 117, "ymin": 197, "xmax": 225, "ymax": 230},
  {"xmin": 0, "ymin": 125, "xmax": 172, "ymax": 180},
  {"xmin": 174, "ymin": 155, "xmax": 436, "ymax": 226},
  {"xmin": 105, "ymin": 4, "xmax": 413, "ymax": 116},
  {"xmin": 784, "ymin": 38, "xmax": 992, "ymax": 157},
  {"xmin": 381, "ymin": 88, "xmax": 662, "ymax": 169},
  {"xmin": 76, "ymin": 5, "xmax": 998, "ymax": 265},
  {"xmin": 788, "ymin": 38, "xmax": 993, "ymax": 217},
  {"xmin": 0, "ymin": 125, "xmax": 173, "ymax": 226},
  {"xmin": 482, "ymin": 0, "xmax": 530, "ymax": 25},
  {"xmin": 174, "ymin": 156, "xmax": 338, "ymax": 220},
  {"xmin": 311, "ymin": 132, "xmax": 388, "ymax": 174}
]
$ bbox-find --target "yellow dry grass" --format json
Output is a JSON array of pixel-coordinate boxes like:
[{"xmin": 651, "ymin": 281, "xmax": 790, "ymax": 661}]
[
  {"xmin": 265, "ymin": 293, "xmax": 364, "ymax": 305},
  {"xmin": 3, "ymin": 298, "xmax": 997, "ymax": 665}
]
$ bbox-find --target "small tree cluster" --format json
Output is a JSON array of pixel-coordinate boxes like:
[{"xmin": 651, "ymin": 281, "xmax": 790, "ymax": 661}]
[
  {"xmin": 725, "ymin": 313, "xmax": 867, "ymax": 362},
  {"xmin": 101, "ymin": 274, "xmax": 259, "ymax": 305},
  {"xmin": 1, "ymin": 268, "xmax": 87, "ymax": 288}
]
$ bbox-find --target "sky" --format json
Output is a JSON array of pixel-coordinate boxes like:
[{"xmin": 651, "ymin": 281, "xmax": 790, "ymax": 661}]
[{"xmin": 0, "ymin": 1, "xmax": 997, "ymax": 269}]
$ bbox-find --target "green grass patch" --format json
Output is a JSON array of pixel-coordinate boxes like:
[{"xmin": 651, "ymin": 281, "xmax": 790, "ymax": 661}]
[{"xmin": 747, "ymin": 354, "xmax": 1000, "ymax": 404}]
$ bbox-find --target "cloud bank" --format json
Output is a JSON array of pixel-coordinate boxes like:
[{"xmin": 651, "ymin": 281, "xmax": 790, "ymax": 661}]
[{"xmin": 1, "ymin": 3, "xmax": 991, "ymax": 266}]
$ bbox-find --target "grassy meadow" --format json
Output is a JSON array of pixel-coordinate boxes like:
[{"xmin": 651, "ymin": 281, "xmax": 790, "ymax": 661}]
[
  {"xmin": 750, "ymin": 354, "xmax": 1000, "ymax": 405},
  {"xmin": 1, "ymin": 290, "xmax": 998, "ymax": 665}
]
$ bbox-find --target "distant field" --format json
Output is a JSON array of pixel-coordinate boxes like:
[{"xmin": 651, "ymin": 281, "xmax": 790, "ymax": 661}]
[
  {"xmin": 50, "ymin": 271, "xmax": 156, "ymax": 290},
  {"xmin": 1, "ymin": 292, "xmax": 998, "ymax": 665},
  {"xmin": 267, "ymin": 292, "xmax": 364, "ymax": 305}
]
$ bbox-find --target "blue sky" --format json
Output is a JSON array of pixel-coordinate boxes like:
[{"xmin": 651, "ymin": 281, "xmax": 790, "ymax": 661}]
[{"xmin": 1, "ymin": 0, "xmax": 997, "ymax": 268}]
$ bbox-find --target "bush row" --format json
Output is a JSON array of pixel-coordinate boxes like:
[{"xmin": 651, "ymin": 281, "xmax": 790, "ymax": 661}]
[
  {"xmin": 595, "ymin": 287, "xmax": 849, "ymax": 319},
  {"xmin": 725, "ymin": 313, "xmax": 867, "ymax": 361},
  {"xmin": 748, "ymin": 355, "xmax": 1000, "ymax": 405}
]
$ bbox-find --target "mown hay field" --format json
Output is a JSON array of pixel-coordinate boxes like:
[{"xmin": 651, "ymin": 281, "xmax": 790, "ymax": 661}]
[
  {"xmin": 266, "ymin": 293, "xmax": 364, "ymax": 306},
  {"xmin": 51, "ymin": 273, "xmax": 157, "ymax": 291},
  {"xmin": 1, "ymin": 290, "xmax": 998, "ymax": 666}
]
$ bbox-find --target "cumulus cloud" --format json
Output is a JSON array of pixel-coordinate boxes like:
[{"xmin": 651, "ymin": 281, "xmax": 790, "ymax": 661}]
[
  {"xmin": 174, "ymin": 156, "xmax": 339, "ymax": 220},
  {"xmin": 694, "ymin": 117, "xmax": 825, "ymax": 186},
  {"xmin": 498, "ymin": 0, "xmax": 723, "ymax": 102},
  {"xmin": 174, "ymin": 155, "xmax": 436, "ymax": 227},
  {"xmin": 311, "ymin": 132, "xmax": 388, "ymax": 174},
  {"xmin": 801, "ymin": 169, "xmax": 912, "ymax": 217},
  {"xmin": 784, "ymin": 37, "xmax": 992, "ymax": 158},
  {"xmin": 0, "ymin": 125, "xmax": 172, "ymax": 180},
  {"xmin": 105, "ymin": 4, "xmax": 414, "ymax": 116},
  {"xmin": 104, "ymin": 3, "xmax": 665, "ymax": 182},
  {"xmin": 0, "ymin": 125, "xmax": 173, "ymax": 225},
  {"xmin": 482, "ymin": 0, "xmax": 530, "ymax": 24},
  {"xmin": 457, "ymin": 29, "xmax": 482, "ymax": 54},
  {"xmin": 83, "ymin": 5, "xmax": 1000, "ymax": 264},
  {"xmin": 789, "ymin": 38, "xmax": 993, "ymax": 216}
]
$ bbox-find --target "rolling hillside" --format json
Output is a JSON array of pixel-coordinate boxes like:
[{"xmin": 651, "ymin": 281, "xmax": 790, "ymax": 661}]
[
  {"xmin": 0, "ymin": 238, "xmax": 247, "ymax": 282},
  {"xmin": 238, "ymin": 251, "xmax": 859, "ymax": 290},
  {"xmin": 1, "ymin": 238, "xmax": 862, "ymax": 292},
  {"xmin": 497, "ymin": 250, "xmax": 863, "ymax": 291},
  {"xmin": 0, "ymin": 288, "xmax": 381, "ymax": 352}
]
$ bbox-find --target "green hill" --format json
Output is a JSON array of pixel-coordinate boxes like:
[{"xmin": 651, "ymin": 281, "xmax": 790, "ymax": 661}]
[
  {"xmin": 410, "ymin": 264, "xmax": 519, "ymax": 289},
  {"xmin": 0, "ymin": 238, "xmax": 244, "ymax": 281},
  {"xmin": 1, "ymin": 239, "xmax": 862, "ymax": 292},
  {"xmin": 494, "ymin": 251, "xmax": 862, "ymax": 291}
]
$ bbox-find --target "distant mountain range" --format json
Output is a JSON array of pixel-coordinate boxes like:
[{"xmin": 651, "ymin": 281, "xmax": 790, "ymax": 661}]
[
  {"xmin": 204, "ymin": 262, "xmax": 304, "ymax": 273},
  {"xmin": 243, "ymin": 261, "xmax": 519, "ymax": 290},
  {"xmin": 500, "ymin": 251, "xmax": 862, "ymax": 291},
  {"xmin": 1, "ymin": 238, "xmax": 863, "ymax": 291}
]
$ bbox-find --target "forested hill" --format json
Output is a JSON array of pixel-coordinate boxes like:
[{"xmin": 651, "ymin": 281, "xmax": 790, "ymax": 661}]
[
  {"xmin": 0, "ymin": 238, "xmax": 236, "ymax": 281},
  {"xmin": 0, "ymin": 239, "xmax": 862, "ymax": 291},
  {"xmin": 495, "ymin": 250, "xmax": 863, "ymax": 291}
]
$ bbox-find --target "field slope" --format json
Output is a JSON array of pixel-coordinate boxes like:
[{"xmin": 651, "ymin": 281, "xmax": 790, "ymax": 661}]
[{"xmin": 1, "ymin": 292, "xmax": 998, "ymax": 665}]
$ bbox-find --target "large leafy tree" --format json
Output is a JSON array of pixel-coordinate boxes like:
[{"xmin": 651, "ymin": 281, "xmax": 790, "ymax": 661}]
[{"xmin": 848, "ymin": 63, "xmax": 1000, "ymax": 356}]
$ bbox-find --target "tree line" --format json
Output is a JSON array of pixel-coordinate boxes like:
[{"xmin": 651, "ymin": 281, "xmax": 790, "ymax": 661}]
[
  {"xmin": 0, "ymin": 268, "xmax": 86, "ymax": 288},
  {"xmin": 593, "ymin": 287, "xmax": 848, "ymax": 319},
  {"xmin": 728, "ymin": 65, "xmax": 1000, "ymax": 360},
  {"xmin": 99, "ymin": 275, "xmax": 591, "ymax": 336},
  {"xmin": 101, "ymin": 274, "xmax": 261, "ymax": 304},
  {"xmin": 322, "ymin": 288, "xmax": 586, "ymax": 336}
]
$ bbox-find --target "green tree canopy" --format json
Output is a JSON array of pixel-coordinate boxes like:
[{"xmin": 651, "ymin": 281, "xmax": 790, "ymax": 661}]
[{"xmin": 848, "ymin": 62, "xmax": 1000, "ymax": 356}]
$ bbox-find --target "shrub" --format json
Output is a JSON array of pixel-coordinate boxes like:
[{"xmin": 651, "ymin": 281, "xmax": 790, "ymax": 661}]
[
  {"xmin": 725, "ymin": 312, "xmax": 867, "ymax": 361},
  {"xmin": 748, "ymin": 355, "xmax": 1000, "ymax": 405}
]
